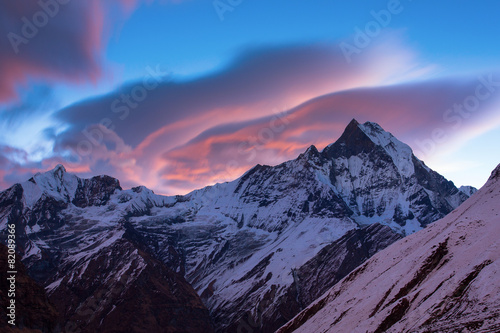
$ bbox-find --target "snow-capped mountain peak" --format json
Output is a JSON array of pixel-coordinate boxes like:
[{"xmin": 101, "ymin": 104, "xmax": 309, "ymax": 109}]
[
  {"xmin": 358, "ymin": 121, "xmax": 415, "ymax": 177},
  {"xmin": 21, "ymin": 164, "xmax": 80, "ymax": 207},
  {"xmin": 278, "ymin": 163, "xmax": 500, "ymax": 333},
  {"xmin": 459, "ymin": 185, "xmax": 478, "ymax": 197},
  {"xmin": 0, "ymin": 119, "xmax": 477, "ymax": 332},
  {"xmin": 324, "ymin": 119, "xmax": 415, "ymax": 177},
  {"xmin": 10, "ymin": 163, "xmax": 131, "ymax": 212}
]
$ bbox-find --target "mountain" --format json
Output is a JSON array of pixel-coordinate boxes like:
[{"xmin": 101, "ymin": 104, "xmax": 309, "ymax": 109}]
[
  {"xmin": 277, "ymin": 163, "xmax": 500, "ymax": 333},
  {"xmin": 459, "ymin": 185, "xmax": 478, "ymax": 197},
  {"xmin": 0, "ymin": 167, "xmax": 214, "ymax": 333},
  {"xmin": 0, "ymin": 119, "xmax": 472, "ymax": 332}
]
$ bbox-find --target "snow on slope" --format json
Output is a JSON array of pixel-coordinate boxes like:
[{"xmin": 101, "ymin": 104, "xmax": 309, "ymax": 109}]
[
  {"xmin": 359, "ymin": 121, "xmax": 415, "ymax": 178},
  {"xmin": 278, "ymin": 163, "xmax": 500, "ymax": 333},
  {"xmin": 21, "ymin": 164, "xmax": 79, "ymax": 207},
  {"xmin": 0, "ymin": 120, "xmax": 476, "ymax": 332},
  {"xmin": 459, "ymin": 185, "xmax": 478, "ymax": 197}
]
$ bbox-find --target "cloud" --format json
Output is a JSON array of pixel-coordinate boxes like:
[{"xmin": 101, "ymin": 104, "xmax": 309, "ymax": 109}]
[
  {"xmin": 42, "ymin": 37, "xmax": 426, "ymax": 191},
  {"xmin": 0, "ymin": 144, "xmax": 46, "ymax": 188},
  {"xmin": 55, "ymin": 44, "xmax": 367, "ymax": 145},
  {"xmin": 2, "ymin": 31, "xmax": 499, "ymax": 195},
  {"xmin": 0, "ymin": 0, "xmax": 139, "ymax": 102},
  {"xmin": 3, "ymin": 73, "xmax": 499, "ymax": 194},
  {"xmin": 157, "ymin": 75, "xmax": 500, "ymax": 193},
  {"xmin": 54, "ymin": 35, "xmax": 429, "ymax": 151},
  {"xmin": 51, "ymin": 71, "xmax": 500, "ymax": 195}
]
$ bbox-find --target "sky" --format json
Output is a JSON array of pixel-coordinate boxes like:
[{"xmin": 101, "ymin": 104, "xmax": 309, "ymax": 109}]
[{"xmin": 0, "ymin": 0, "xmax": 499, "ymax": 195}]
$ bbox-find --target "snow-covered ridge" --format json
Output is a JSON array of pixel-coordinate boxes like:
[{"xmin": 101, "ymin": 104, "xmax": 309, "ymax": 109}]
[
  {"xmin": 358, "ymin": 121, "xmax": 415, "ymax": 177},
  {"xmin": 278, "ymin": 163, "xmax": 500, "ymax": 333},
  {"xmin": 21, "ymin": 164, "xmax": 80, "ymax": 207},
  {"xmin": 16, "ymin": 164, "xmax": 178, "ymax": 212}
]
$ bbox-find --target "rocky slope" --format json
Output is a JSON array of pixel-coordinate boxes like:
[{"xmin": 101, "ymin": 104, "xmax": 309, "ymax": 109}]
[
  {"xmin": 0, "ymin": 119, "xmax": 472, "ymax": 332},
  {"xmin": 0, "ymin": 243, "xmax": 59, "ymax": 333},
  {"xmin": 0, "ymin": 167, "xmax": 214, "ymax": 333},
  {"xmin": 220, "ymin": 223, "xmax": 402, "ymax": 332},
  {"xmin": 169, "ymin": 119, "xmax": 470, "ymax": 331},
  {"xmin": 278, "ymin": 163, "xmax": 500, "ymax": 333}
]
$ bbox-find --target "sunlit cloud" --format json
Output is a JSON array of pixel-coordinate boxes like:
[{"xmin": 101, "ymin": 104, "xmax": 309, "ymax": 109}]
[
  {"xmin": 154, "ymin": 74, "xmax": 500, "ymax": 194},
  {"xmin": 1, "ymin": 26, "xmax": 499, "ymax": 194},
  {"xmin": 0, "ymin": 0, "xmax": 140, "ymax": 103}
]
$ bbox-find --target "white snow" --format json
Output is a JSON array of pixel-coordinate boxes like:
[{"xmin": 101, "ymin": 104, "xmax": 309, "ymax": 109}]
[
  {"xmin": 21, "ymin": 164, "xmax": 80, "ymax": 208},
  {"xmin": 278, "ymin": 164, "xmax": 500, "ymax": 333},
  {"xmin": 46, "ymin": 277, "xmax": 64, "ymax": 293},
  {"xmin": 359, "ymin": 121, "xmax": 415, "ymax": 178}
]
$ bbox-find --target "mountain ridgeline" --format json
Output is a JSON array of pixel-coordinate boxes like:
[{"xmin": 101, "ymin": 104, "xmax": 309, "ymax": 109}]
[
  {"xmin": 278, "ymin": 163, "xmax": 500, "ymax": 333},
  {"xmin": 0, "ymin": 119, "xmax": 475, "ymax": 332}
]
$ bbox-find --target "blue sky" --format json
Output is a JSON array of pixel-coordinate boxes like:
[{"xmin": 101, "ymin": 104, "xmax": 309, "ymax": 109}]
[
  {"xmin": 0, "ymin": 0, "xmax": 499, "ymax": 193},
  {"xmin": 61, "ymin": 0, "xmax": 500, "ymax": 102},
  {"xmin": 109, "ymin": 1, "xmax": 500, "ymax": 74}
]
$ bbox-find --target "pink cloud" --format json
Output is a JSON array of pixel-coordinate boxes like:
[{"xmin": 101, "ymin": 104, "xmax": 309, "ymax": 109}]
[
  {"xmin": 0, "ymin": 0, "xmax": 139, "ymax": 102},
  {"xmin": 2, "ymin": 31, "xmax": 499, "ymax": 196},
  {"xmin": 152, "ymin": 76, "xmax": 500, "ymax": 194},
  {"xmin": 42, "ymin": 38, "xmax": 429, "ymax": 191},
  {"xmin": 2, "ymin": 74, "xmax": 499, "ymax": 195}
]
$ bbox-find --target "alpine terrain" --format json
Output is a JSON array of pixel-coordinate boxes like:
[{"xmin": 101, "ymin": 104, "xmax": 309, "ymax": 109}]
[
  {"xmin": 278, "ymin": 163, "xmax": 500, "ymax": 333},
  {"xmin": 0, "ymin": 119, "xmax": 475, "ymax": 332}
]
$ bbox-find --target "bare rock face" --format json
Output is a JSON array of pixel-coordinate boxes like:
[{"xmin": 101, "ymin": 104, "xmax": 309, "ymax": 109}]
[
  {"xmin": 72, "ymin": 175, "xmax": 122, "ymax": 208},
  {"xmin": 0, "ymin": 243, "xmax": 59, "ymax": 333},
  {"xmin": 0, "ymin": 120, "xmax": 474, "ymax": 332}
]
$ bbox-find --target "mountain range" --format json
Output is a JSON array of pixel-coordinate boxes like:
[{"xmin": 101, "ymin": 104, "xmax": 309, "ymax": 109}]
[
  {"xmin": 278, "ymin": 163, "xmax": 500, "ymax": 332},
  {"xmin": 0, "ymin": 119, "xmax": 480, "ymax": 332}
]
